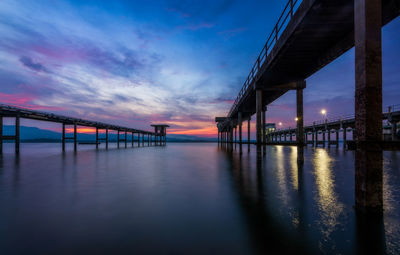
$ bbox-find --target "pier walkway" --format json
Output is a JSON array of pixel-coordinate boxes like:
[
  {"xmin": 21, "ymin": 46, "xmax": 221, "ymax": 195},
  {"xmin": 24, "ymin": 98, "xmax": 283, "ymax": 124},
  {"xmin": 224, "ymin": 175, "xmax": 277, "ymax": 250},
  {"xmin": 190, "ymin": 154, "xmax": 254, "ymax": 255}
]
[
  {"xmin": 215, "ymin": 0, "xmax": 400, "ymax": 212},
  {"xmin": 267, "ymin": 105, "xmax": 400, "ymax": 148},
  {"xmin": 0, "ymin": 104, "xmax": 169, "ymax": 154}
]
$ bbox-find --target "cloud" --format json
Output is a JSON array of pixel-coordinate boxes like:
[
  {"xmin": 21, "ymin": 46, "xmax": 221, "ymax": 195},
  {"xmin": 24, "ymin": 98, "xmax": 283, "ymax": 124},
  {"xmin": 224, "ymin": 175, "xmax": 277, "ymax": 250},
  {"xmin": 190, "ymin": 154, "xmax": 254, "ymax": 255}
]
[{"xmin": 19, "ymin": 56, "xmax": 50, "ymax": 73}]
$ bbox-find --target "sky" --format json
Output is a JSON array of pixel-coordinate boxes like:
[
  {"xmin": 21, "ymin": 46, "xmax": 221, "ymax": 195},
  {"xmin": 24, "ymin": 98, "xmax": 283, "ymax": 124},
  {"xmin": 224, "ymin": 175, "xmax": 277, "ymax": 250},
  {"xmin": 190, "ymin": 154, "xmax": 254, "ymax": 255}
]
[{"xmin": 0, "ymin": 0, "xmax": 399, "ymax": 138}]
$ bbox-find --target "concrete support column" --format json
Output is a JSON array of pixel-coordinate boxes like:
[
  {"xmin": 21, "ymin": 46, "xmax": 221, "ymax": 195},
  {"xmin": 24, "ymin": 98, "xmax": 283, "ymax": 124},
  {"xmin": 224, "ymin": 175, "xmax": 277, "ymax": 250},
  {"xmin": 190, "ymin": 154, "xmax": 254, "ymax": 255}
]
[
  {"xmin": 117, "ymin": 130, "xmax": 120, "ymax": 148},
  {"xmin": 74, "ymin": 123, "xmax": 77, "ymax": 152},
  {"xmin": 392, "ymin": 122, "xmax": 397, "ymax": 141},
  {"xmin": 322, "ymin": 130, "xmax": 326, "ymax": 147},
  {"xmin": 336, "ymin": 129, "xmax": 339, "ymax": 148},
  {"xmin": 354, "ymin": 0, "xmax": 383, "ymax": 213},
  {"xmin": 312, "ymin": 129, "xmax": 315, "ymax": 146},
  {"xmin": 106, "ymin": 128, "xmax": 109, "ymax": 149},
  {"xmin": 125, "ymin": 131, "xmax": 127, "ymax": 148},
  {"xmin": 62, "ymin": 123, "xmax": 66, "ymax": 152},
  {"xmin": 343, "ymin": 128, "xmax": 347, "ymax": 148},
  {"xmin": 297, "ymin": 87, "xmax": 304, "ymax": 146},
  {"xmin": 15, "ymin": 116, "xmax": 20, "ymax": 154},
  {"xmin": 256, "ymin": 89, "xmax": 262, "ymax": 146},
  {"xmin": 234, "ymin": 127, "xmax": 237, "ymax": 143},
  {"xmin": 328, "ymin": 129, "xmax": 331, "ymax": 147},
  {"xmin": 262, "ymin": 107, "xmax": 266, "ymax": 144},
  {"xmin": 96, "ymin": 127, "xmax": 99, "ymax": 149},
  {"xmin": 0, "ymin": 116, "xmax": 3, "ymax": 154},
  {"xmin": 248, "ymin": 117, "xmax": 251, "ymax": 147},
  {"xmin": 238, "ymin": 112, "xmax": 243, "ymax": 145}
]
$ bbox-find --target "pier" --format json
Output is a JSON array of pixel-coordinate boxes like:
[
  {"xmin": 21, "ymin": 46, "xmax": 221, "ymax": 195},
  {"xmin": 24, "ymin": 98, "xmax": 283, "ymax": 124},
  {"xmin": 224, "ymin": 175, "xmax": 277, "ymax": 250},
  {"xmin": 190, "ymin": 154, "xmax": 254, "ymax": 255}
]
[
  {"xmin": 0, "ymin": 104, "xmax": 169, "ymax": 154},
  {"xmin": 215, "ymin": 0, "xmax": 400, "ymax": 213},
  {"xmin": 266, "ymin": 105, "xmax": 400, "ymax": 149}
]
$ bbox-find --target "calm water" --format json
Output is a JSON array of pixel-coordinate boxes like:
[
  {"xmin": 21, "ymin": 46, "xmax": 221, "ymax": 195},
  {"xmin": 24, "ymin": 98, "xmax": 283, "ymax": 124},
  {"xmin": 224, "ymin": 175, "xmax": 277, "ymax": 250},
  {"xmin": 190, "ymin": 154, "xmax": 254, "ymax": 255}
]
[{"xmin": 0, "ymin": 143, "xmax": 399, "ymax": 254}]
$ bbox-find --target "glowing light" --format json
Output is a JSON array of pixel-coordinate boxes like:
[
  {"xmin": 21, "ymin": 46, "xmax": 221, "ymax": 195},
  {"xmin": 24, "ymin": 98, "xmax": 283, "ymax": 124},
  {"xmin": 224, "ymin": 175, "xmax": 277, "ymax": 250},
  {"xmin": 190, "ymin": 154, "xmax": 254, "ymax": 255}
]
[
  {"xmin": 295, "ymin": 117, "xmax": 298, "ymax": 121},
  {"xmin": 278, "ymin": 122, "xmax": 282, "ymax": 126},
  {"xmin": 321, "ymin": 109, "xmax": 327, "ymax": 115}
]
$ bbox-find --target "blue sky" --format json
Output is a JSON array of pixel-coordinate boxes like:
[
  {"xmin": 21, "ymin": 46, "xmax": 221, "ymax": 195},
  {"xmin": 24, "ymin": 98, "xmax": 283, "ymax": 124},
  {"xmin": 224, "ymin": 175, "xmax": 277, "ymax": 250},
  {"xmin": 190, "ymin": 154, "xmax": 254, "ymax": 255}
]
[{"xmin": 0, "ymin": 0, "xmax": 399, "ymax": 137}]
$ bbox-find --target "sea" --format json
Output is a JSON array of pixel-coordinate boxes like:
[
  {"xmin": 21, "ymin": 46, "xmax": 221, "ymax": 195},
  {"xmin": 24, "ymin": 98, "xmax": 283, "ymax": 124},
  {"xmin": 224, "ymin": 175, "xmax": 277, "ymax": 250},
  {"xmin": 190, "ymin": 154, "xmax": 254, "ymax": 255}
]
[{"xmin": 0, "ymin": 142, "xmax": 399, "ymax": 254}]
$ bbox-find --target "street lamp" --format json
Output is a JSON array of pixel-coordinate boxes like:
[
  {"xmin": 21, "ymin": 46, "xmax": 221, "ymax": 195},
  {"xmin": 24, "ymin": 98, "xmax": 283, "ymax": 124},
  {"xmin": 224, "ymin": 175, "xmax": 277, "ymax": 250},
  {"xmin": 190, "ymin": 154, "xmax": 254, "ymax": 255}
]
[
  {"xmin": 295, "ymin": 117, "xmax": 298, "ymax": 122},
  {"xmin": 321, "ymin": 109, "xmax": 327, "ymax": 120}
]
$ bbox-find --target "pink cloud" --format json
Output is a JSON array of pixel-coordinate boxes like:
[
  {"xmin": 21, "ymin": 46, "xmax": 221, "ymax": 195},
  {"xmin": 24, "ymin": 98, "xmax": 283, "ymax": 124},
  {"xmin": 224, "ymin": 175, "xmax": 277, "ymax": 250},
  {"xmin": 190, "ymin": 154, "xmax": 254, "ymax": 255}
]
[{"xmin": 0, "ymin": 92, "xmax": 65, "ymax": 111}]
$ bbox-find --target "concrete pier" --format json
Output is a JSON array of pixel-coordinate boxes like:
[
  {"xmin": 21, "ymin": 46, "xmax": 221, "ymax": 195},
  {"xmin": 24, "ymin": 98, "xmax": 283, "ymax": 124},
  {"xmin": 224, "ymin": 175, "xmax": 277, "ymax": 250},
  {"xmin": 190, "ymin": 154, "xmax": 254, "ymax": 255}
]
[
  {"xmin": 0, "ymin": 105, "xmax": 164, "ymax": 153},
  {"xmin": 215, "ymin": 0, "xmax": 399, "ymax": 214}
]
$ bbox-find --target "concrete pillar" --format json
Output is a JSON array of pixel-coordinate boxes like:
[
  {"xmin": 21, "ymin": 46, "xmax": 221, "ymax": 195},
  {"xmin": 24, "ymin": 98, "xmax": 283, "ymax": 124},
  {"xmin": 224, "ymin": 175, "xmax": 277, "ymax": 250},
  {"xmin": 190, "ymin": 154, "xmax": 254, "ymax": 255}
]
[
  {"xmin": 96, "ymin": 127, "xmax": 99, "ymax": 149},
  {"xmin": 15, "ymin": 116, "xmax": 20, "ymax": 154},
  {"xmin": 322, "ymin": 130, "xmax": 326, "ymax": 147},
  {"xmin": 262, "ymin": 107, "xmax": 266, "ymax": 144},
  {"xmin": 117, "ymin": 130, "xmax": 120, "ymax": 148},
  {"xmin": 336, "ymin": 129, "xmax": 339, "ymax": 148},
  {"xmin": 312, "ymin": 129, "xmax": 315, "ymax": 146},
  {"xmin": 125, "ymin": 131, "xmax": 127, "ymax": 148},
  {"xmin": 297, "ymin": 87, "xmax": 304, "ymax": 145},
  {"xmin": 343, "ymin": 128, "xmax": 347, "ymax": 148},
  {"xmin": 234, "ymin": 127, "xmax": 237, "ymax": 143},
  {"xmin": 106, "ymin": 128, "xmax": 109, "ymax": 149},
  {"xmin": 328, "ymin": 129, "xmax": 331, "ymax": 147},
  {"xmin": 62, "ymin": 123, "xmax": 66, "ymax": 152},
  {"xmin": 263, "ymin": 107, "xmax": 266, "ymax": 154},
  {"xmin": 392, "ymin": 122, "xmax": 397, "ymax": 141},
  {"xmin": 248, "ymin": 117, "xmax": 251, "ymax": 144},
  {"xmin": 0, "ymin": 116, "xmax": 3, "ymax": 154},
  {"xmin": 238, "ymin": 112, "xmax": 243, "ymax": 145},
  {"xmin": 74, "ymin": 123, "xmax": 77, "ymax": 152},
  {"xmin": 354, "ymin": 0, "xmax": 383, "ymax": 212},
  {"xmin": 256, "ymin": 89, "xmax": 262, "ymax": 145}
]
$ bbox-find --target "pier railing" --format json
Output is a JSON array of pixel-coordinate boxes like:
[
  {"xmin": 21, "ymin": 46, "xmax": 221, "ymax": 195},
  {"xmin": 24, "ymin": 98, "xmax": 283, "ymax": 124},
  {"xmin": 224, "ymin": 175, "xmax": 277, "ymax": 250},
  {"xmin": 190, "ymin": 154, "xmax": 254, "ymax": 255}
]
[
  {"xmin": 302, "ymin": 104, "xmax": 400, "ymax": 127},
  {"xmin": 228, "ymin": 0, "xmax": 301, "ymax": 117}
]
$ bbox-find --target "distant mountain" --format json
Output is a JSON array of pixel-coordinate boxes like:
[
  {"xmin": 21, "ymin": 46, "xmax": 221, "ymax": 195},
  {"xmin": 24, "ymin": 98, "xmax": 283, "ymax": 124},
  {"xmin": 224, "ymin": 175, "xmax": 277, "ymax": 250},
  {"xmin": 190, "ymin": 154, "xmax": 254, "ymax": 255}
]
[{"xmin": 2, "ymin": 125, "xmax": 217, "ymax": 142}]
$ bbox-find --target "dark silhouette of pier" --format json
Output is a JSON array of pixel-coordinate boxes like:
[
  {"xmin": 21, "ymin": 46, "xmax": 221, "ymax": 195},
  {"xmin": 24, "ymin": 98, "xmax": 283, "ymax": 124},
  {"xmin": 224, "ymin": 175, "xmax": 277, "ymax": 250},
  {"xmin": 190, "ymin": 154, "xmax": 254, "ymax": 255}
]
[
  {"xmin": 0, "ymin": 104, "xmax": 169, "ymax": 153},
  {"xmin": 215, "ymin": 0, "xmax": 400, "ymax": 213}
]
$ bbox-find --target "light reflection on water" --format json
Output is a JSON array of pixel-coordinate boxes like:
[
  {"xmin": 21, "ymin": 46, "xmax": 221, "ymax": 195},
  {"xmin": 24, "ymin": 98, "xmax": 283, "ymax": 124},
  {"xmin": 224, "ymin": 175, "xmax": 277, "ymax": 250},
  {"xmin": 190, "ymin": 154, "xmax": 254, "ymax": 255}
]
[
  {"xmin": 0, "ymin": 143, "xmax": 399, "ymax": 254},
  {"xmin": 311, "ymin": 148, "xmax": 344, "ymax": 252}
]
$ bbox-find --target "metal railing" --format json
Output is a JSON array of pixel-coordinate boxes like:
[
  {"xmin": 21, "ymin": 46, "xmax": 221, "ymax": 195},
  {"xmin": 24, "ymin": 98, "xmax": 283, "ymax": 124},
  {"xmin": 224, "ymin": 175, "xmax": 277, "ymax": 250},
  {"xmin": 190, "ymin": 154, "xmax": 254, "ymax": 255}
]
[
  {"xmin": 0, "ymin": 104, "xmax": 154, "ymax": 134},
  {"xmin": 228, "ymin": 0, "xmax": 301, "ymax": 117},
  {"xmin": 305, "ymin": 114, "xmax": 355, "ymax": 127},
  {"xmin": 270, "ymin": 104, "xmax": 400, "ymax": 134}
]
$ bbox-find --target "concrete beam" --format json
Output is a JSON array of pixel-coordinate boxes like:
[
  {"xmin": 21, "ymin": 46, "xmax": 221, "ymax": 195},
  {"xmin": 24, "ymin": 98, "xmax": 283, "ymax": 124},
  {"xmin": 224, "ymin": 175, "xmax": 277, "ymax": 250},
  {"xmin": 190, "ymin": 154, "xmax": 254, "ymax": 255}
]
[{"xmin": 261, "ymin": 80, "xmax": 306, "ymax": 91}]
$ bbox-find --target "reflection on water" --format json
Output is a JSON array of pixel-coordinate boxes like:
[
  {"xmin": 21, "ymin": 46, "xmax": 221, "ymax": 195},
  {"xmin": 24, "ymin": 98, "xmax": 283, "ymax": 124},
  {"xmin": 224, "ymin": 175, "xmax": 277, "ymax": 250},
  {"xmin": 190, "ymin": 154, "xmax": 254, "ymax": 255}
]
[
  {"xmin": 312, "ymin": 149, "xmax": 344, "ymax": 251},
  {"xmin": 0, "ymin": 143, "xmax": 399, "ymax": 254},
  {"xmin": 313, "ymin": 149, "xmax": 343, "ymax": 241},
  {"xmin": 275, "ymin": 146, "xmax": 290, "ymax": 207},
  {"xmin": 290, "ymin": 146, "xmax": 299, "ymax": 191}
]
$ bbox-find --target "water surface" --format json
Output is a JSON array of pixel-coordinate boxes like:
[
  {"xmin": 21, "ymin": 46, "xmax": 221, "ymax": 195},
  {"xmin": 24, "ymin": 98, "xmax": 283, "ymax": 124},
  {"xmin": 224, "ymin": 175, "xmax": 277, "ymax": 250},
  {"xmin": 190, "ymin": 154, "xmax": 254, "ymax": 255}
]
[{"xmin": 0, "ymin": 143, "xmax": 399, "ymax": 254}]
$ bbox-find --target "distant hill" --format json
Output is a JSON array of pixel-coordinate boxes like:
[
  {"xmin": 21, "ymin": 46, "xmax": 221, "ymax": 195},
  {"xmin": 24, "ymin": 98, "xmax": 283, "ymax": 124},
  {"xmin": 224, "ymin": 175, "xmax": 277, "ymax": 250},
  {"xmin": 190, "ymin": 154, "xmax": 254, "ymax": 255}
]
[{"xmin": 2, "ymin": 125, "xmax": 216, "ymax": 143}]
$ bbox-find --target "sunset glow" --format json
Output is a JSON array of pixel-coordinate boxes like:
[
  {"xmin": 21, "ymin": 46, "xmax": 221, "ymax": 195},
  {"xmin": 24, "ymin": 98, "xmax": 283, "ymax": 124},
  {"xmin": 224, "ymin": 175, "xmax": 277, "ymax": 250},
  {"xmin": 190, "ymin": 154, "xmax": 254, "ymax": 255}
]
[{"xmin": 0, "ymin": 1, "xmax": 399, "ymax": 138}]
